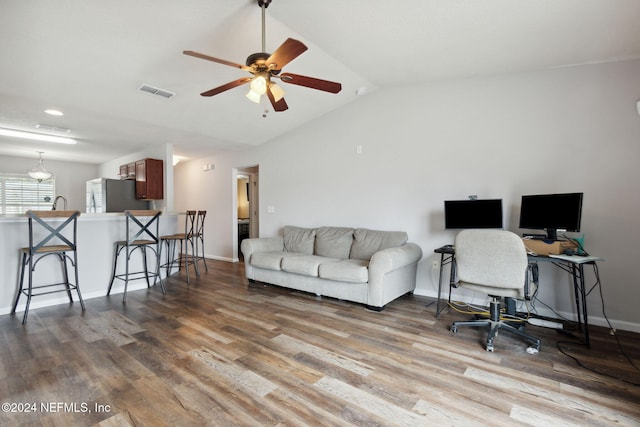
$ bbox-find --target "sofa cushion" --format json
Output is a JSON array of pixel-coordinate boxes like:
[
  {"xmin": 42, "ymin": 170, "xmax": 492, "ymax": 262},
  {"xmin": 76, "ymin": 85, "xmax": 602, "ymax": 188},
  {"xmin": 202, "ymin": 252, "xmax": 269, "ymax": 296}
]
[
  {"xmin": 250, "ymin": 251, "xmax": 289, "ymax": 271},
  {"xmin": 283, "ymin": 226, "xmax": 316, "ymax": 254},
  {"xmin": 281, "ymin": 255, "xmax": 340, "ymax": 277},
  {"xmin": 315, "ymin": 227, "xmax": 354, "ymax": 259},
  {"xmin": 318, "ymin": 259, "xmax": 369, "ymax": 283},
  {"xmin": 350, "ymin": 228, "xmax": 408, "ymax": 261}
]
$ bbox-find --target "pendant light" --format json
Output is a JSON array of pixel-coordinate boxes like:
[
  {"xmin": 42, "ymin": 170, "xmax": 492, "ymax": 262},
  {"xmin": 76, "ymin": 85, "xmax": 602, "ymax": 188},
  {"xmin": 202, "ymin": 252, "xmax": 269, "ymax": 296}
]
[{"xmin": 28, "ymin": 152, "xmax": 53, "ymax": 182}]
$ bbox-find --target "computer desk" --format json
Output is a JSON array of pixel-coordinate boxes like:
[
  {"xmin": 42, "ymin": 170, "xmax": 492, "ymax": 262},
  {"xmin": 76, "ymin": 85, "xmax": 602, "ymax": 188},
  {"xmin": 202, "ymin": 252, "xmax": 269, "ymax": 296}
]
[{"xmin": 434, "ymin": 245, "xmax": 603, "ymax": 348}]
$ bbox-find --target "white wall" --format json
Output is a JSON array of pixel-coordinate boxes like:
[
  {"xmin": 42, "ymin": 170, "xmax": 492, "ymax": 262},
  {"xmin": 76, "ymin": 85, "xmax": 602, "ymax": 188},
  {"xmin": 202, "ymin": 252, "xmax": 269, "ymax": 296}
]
[
  {"xmin": 0, "ymin": 156, "xmax": 99, "ymax": 211},
  {"xmin": 177, "ymin": 59, "xmax": 640, "ymax": 332}
]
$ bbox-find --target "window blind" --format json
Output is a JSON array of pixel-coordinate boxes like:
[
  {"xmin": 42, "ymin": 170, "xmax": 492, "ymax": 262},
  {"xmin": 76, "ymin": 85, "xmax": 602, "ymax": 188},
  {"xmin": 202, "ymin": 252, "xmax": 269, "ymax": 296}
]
[{"xmin": 0, "ymin": 174, "xmax": 55, "ymax": 214}]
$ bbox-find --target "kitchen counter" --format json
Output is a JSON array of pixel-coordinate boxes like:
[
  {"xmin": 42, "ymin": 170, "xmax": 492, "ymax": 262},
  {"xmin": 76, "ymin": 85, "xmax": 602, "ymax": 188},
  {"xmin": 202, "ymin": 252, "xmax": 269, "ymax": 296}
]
[
  {"xmin": 0, "ymin": 211, "xmax": 184, "ymax": 222},
  {"xmin": 0, "ymin": 212, "xmax": 179, "ymax": 316}
]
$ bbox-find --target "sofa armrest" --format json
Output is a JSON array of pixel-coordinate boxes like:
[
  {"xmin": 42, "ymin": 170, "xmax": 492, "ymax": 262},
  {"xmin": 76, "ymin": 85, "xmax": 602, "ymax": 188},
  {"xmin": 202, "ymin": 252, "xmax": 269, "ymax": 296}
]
[
  {"xmin": 367, "ymin": 243, "xmax": 423, "ymax": 308},
  {"xmin": 241, "ymin": 236, "xmax": 284, "ymax": 259},
  {"xmin": 241, "ymin": 237, "xmax": 284, "ymax": 279},
  {"xmin": 369, "ymin": 243, "xmax": 423, "ymax": 275}
]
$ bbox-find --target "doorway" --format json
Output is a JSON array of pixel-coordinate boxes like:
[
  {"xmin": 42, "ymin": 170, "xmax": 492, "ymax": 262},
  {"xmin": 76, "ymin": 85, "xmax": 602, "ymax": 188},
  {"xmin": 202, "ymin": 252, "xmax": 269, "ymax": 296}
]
[{"xmin": 235, "ymin": 166, "xmax": 259, "ymax": 260}]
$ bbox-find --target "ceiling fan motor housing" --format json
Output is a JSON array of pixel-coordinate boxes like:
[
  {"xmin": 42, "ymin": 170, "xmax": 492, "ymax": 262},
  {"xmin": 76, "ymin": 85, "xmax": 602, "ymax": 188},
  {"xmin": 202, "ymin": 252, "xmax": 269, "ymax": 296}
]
[
  {"xmin": 246, "ymin": 52, "xmax": 281, "ymax": 75},
  {"xmin": 246, "ymin": 52, "xmax": 270, "ymax": 67}
]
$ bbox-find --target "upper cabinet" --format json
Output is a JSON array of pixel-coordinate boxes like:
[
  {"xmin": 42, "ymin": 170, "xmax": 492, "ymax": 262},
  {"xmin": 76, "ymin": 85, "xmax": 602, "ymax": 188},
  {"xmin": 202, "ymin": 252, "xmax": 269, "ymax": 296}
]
[
  {"xmin": 135, "ymin": 158, "xmax": 163, "ymax": 200},
  {"xmin": 119, "ymin": 158, "xmax": 164, "ymax": 200},
  {"xmin": 119, "ymin": 162, "xmax": 136, "ymax": 179}
]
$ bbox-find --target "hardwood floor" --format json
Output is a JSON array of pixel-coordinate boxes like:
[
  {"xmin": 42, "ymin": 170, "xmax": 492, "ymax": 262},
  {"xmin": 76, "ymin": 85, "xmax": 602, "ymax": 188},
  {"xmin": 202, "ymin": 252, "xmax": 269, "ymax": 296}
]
[{"xmin": 1, "ymin": 260, "xmax": 639, "ymax": 426}]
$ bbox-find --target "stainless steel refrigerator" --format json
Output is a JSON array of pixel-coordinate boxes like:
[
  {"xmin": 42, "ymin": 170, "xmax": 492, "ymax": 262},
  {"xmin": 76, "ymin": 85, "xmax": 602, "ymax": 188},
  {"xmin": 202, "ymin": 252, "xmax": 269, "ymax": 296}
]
[{"xmin": 86, "ymin": 178, "xmax": 149, "ymax": 213}]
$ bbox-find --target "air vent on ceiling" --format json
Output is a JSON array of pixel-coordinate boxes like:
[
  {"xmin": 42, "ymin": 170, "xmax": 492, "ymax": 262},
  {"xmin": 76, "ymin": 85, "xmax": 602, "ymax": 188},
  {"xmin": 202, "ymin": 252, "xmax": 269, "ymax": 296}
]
[
  {"xmin": 137, "ymin": 84, "xmax": 175, "ymax": 99},
  {"xmin": 35, "ymin": 124, "xmax": 71, "ymax": 133}
]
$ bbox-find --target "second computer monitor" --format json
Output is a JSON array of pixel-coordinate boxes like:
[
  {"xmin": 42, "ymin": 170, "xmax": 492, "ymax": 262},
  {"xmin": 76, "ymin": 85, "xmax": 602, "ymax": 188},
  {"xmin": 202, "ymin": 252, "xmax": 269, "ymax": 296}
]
[{"xmin": 444, "ymin": 199, "xmax": 503, "ymax": 229}]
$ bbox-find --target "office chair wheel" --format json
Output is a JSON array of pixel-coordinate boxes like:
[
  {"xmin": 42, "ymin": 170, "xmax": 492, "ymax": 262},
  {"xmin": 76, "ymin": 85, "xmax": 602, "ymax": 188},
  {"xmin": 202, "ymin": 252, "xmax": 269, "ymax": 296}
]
[
  {"xmin": 486, "ymin": 338, "xmax": 495, "ymax": 352},
  {"xmin": 450, "ymin": 325, "xmax": 458, "ymax": 333},
  {"xmin": 526, "ymin": 346, "xmax": 540, "ymax": 355}
]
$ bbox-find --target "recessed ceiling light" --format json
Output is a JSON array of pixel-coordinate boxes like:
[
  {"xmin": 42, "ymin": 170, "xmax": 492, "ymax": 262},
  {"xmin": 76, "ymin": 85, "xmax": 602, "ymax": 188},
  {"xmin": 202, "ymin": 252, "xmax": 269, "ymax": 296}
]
[{"xmin": 44, "ymin": 109, "xmax": 64, "ymax": 116}]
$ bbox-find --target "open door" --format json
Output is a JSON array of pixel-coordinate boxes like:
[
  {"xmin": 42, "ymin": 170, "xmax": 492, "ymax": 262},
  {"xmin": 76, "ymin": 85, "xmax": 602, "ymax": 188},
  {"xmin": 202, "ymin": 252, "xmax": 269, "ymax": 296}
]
[{"xmin": 235, "ymin": 166, "xmax": 259, "ymax": 260}]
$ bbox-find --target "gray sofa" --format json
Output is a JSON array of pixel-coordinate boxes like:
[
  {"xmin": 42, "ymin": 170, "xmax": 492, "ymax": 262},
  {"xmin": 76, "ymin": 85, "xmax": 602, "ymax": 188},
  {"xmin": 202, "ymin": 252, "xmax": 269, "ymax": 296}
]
[{"xmin": 241, "ymin": 226, "xmax": 423, "ymax": 310}]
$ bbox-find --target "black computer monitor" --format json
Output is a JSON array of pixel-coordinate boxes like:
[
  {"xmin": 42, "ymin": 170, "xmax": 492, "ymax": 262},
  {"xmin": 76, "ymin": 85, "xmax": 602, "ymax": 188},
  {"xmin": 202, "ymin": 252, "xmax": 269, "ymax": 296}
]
[
  {"xmin": 444, "ymin": 199, "xmax": 503, "ymax": 229},
  {"xmin": 518, "ymin": 192, "xmax": 583, "ymax": 240}
]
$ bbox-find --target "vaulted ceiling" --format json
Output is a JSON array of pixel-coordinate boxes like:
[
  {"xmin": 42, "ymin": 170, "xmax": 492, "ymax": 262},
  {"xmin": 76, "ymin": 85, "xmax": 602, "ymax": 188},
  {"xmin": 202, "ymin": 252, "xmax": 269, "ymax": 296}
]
[{"xmin": 1, "ymin": 0, "xmax": 639, "ymax": 164}]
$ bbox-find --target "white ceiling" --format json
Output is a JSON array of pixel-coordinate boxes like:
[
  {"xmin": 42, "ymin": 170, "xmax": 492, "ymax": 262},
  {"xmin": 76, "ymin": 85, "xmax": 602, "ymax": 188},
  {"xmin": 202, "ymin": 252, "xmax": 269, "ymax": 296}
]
[{"xmin": 1, "ymin": 0, "xmax": 639, "ymax": 164}]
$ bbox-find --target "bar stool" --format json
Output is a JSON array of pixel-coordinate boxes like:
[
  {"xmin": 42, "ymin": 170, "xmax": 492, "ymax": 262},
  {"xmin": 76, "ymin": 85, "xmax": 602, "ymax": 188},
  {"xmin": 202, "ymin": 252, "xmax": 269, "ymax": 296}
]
[
  {"xmin": 194, "ymin": 210, "xmax": 208, "ymax": 273},
  {"xmin": 12, "ymin": 210, "xmax": 85, "ymax": 324},
  {"xmin": 107, "ymin": 210, "xmax": 164, "ymax": 303},
  {"xmin": 160, "ymin": 210, "xmax": 199, "ymax": 284}
]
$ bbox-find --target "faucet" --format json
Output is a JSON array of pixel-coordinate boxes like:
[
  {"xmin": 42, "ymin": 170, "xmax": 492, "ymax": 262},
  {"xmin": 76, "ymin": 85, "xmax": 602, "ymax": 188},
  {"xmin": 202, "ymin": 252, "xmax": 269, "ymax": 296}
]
[{"xmin": 52, "ymin": 195, "xmax": 68, "ymax": 211}]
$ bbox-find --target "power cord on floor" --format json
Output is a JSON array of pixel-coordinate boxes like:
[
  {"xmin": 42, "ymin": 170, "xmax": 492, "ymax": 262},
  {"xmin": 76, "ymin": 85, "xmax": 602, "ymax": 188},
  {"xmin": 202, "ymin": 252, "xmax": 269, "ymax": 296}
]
[
  {"xmin": 552, "ymin": 263, "xmax": 640, "ymax": 386},
  {"xmin": 447, "ymin": 300, "xmax": 529, "ymax": 323}
]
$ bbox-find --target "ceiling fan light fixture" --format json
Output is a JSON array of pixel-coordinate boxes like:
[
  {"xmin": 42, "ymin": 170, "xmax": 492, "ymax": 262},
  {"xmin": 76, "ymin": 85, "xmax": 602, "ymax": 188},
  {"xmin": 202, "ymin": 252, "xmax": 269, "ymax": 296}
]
[
  {"xmin": 250, "ymin": 75, "xmax": 267, "ymax": 95},
  {"xmin": 28, "ymin": 151, "xmax": 53, "ymax": 182},
  {"xmin": 270, "ymin": 82, "xmax": 285, "ymax": 102},
  {"xmin": 246, "ymin": 89, "xmax": 261, "ymax": 104}
]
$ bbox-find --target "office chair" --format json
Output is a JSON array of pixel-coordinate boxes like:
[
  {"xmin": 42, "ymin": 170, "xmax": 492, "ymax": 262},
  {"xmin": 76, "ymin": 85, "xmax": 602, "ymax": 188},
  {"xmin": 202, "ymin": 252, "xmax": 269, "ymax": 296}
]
[{"xmin": 450, "ymin": 229, "xmax": 541, "ymax": 353}]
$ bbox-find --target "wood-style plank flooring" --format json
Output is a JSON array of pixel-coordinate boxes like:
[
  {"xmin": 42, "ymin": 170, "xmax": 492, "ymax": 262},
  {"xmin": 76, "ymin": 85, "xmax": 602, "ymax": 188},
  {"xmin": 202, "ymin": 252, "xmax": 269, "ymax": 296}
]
[{"xmin": 1, "ymin": 260, "xmax": 639, "ymax": 426}]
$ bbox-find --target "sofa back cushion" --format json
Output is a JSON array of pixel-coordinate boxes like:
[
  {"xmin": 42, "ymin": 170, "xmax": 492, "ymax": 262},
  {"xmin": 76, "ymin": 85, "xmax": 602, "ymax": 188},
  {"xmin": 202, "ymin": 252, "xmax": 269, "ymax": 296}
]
[
  {"xmin": 283, "ymin": 226, "xmax": 316, "ymax": 254},
  {"xmin": 350, "ymin": 228, "xmax": 408, "ymax": 260},
  {"xmin": 315, "ymin": 227, "xmax": 354, "ymax": 259}
]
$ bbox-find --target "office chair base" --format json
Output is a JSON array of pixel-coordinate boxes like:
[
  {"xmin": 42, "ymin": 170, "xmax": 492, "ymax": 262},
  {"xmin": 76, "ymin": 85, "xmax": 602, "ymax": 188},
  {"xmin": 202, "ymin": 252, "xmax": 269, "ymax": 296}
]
[
  {"xmin": 451, "ymin": 319, "xmax": 541, "ymax": 352},
  {"xmin": 451, "ymin": 299, "xmax": 541, "ymax": 353}
]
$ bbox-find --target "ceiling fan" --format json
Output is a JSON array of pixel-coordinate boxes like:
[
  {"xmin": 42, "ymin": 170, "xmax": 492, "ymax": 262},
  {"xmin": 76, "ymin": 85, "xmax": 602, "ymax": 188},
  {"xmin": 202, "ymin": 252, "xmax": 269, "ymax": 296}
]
[{"xmin": 183, "ymin": 0, "xmax": 342, "ymax": 112}]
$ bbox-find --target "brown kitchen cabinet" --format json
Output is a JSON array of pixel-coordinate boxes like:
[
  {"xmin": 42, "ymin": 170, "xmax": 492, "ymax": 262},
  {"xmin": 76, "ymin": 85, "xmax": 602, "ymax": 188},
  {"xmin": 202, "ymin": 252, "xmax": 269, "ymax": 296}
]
[
  {"xmin": 134, "ymin": 158, "xmax": 163, "ymax": 200},
  {"xmin": 119, "ymin": 162, "xmax": 136, "ymax": 179}
]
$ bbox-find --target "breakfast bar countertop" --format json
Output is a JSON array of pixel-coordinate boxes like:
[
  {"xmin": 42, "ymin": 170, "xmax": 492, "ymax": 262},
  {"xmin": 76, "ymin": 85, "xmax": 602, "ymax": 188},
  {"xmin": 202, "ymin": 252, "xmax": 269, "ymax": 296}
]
[{"xmin": 0, "ymin": 211, "xmax": 182, "ymax": 222}]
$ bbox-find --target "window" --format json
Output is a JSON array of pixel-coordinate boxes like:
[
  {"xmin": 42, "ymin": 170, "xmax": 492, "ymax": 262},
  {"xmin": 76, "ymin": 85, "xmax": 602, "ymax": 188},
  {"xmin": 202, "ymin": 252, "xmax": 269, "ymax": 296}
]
[{"xmin": 0, "ymin": 174, "xmax": 55, "ymax": 214}]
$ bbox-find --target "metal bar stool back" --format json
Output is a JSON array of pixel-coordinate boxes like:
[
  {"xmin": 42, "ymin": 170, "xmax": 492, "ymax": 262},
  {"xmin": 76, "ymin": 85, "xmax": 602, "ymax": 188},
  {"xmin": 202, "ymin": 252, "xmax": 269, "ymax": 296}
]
[
  {"xmin": 160, "ymin": 210, "xmax": 199, "ymax": 284},
  {"xmin": 107, "ymin": 210, "xmax": 164, "ymax": 303},
  {"xmin": 12, "ymin": 210, "xmax": 85, "ymax": 324},
  {"xmin": 195, "ymin": 210, "xmax": 208, "ymax": 272}
]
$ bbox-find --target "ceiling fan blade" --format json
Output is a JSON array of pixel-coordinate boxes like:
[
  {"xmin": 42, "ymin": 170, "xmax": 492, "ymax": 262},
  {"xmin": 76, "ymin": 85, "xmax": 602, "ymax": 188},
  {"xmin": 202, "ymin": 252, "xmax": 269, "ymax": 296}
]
[
  {"xmin": 266, "ymin": 87, "xmax": 288, "ymax": 112},
  {"xmin": 200, "ymin": 77, "xmax": 252, "ymax": 97},
  {"xmin": 266, "ymin": 38, "xmax": 307, "ymax": 71},
  {"xmin": 183, "ymin": 50, "xmax": 252, "ymax": 72},
  {"xmin": 279, "ymin": 73, "xmax": 342, "ymax": 94}
]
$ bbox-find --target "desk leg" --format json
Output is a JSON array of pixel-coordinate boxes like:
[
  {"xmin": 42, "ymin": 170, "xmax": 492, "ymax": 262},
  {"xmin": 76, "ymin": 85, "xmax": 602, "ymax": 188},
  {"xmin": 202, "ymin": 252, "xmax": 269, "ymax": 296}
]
[
  {"xmin": 578, "ymin": 264, "xmax": 590, "ymax": 348},
  {"xmin": 436, "ymin": 254, "xmax": 456, "ymax": 320},
  {"xmin": 448, "ymin": 257, "xmax": 456, "ymax": 305},
  {"xmin": 435, "ymin": 253, "xmax": 446, "ymax": 319},
  {"xmin": 571, "ymin": 263, "xmax": 590, "ymax": 348}
]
